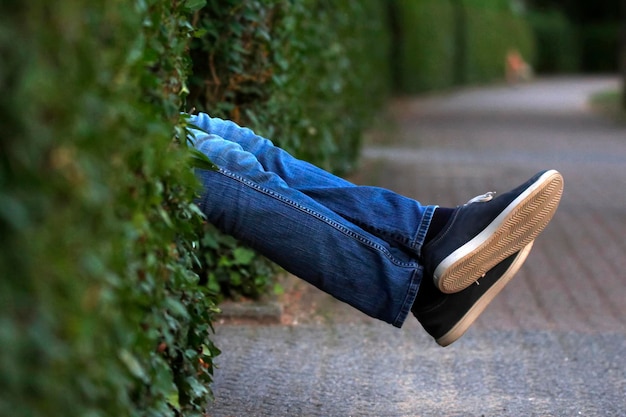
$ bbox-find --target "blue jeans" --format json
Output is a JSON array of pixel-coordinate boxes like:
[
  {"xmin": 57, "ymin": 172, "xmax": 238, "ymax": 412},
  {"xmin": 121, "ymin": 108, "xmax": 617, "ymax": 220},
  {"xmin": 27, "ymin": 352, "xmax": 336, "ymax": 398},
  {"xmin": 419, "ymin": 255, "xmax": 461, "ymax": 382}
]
[{"xmin": 189, "ymin": 113, "xmax": 437, "ymax": 327}]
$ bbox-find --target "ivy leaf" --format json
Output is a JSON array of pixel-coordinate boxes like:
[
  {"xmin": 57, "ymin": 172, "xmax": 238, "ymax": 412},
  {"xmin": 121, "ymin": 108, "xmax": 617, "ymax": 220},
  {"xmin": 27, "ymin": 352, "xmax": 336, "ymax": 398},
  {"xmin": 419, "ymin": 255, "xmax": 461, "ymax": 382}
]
[
  {"xmin": 188, "ymin": 148, "xmax": 217, "ymax": 171},
  {"xmin": 165, "ymin": 298, "xmax": 189, "ymax": 319},
  {"xmin": 158, "ymin": 206, "xmax": 173, "ymax": 228},
  {"xmin": 184, "ymin": 0, "xmax": 206, "ymax": 13},
  {"xmin": 119, "ymin": 350, "xmax": 147, "ymax": 382},
  {"xmin": 188, "ymin": 203, "xmax": 206, "ymax": 220},
  {"xmin": 273, "ymin": 283, "xmax": 284, "ymax": 295},
  {"xmin": 201, "ymin": 232, "xmax": 219, "ymax": 249},
  {"xmin": 233, "ymin": 247, "xmax": 255, "ymax": 265},
  {"xmin": 186, "ymin": 376, "xmax": 209, "ymax": 398},
  {"xmin": 0, "ymin": 192, "xmax": 29, "ymax": 229},
  {"xmin": 167, "ymin": 390, "xmax": 180, "ymax": 411}
]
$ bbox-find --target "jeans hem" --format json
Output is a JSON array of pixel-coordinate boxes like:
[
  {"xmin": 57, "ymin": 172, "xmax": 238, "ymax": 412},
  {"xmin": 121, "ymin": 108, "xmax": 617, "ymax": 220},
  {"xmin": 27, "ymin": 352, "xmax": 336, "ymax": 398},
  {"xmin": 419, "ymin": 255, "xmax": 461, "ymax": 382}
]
[
  {"xmin": 391, "ymin": 265, "xmax": 423, "ymax": 328},
  {"xmin": 412, "ymin": 205, "xmax": 438, "ymax": 257}
]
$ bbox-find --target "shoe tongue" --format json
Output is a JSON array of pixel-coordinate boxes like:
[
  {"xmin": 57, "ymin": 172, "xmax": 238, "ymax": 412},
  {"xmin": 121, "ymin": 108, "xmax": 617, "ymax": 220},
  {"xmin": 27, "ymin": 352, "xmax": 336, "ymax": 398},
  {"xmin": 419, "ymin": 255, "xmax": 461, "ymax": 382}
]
[{"xmin": 465, "ymin": 191, "xmax": 496, "ymax": 205}]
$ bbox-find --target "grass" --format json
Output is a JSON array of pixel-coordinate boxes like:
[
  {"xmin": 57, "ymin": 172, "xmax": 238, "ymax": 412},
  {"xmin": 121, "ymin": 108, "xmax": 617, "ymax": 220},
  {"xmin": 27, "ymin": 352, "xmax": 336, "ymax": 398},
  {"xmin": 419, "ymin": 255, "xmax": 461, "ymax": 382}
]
[{"xmin": 589, "ymin": 89, "xmax": 626, "ymax": 123}]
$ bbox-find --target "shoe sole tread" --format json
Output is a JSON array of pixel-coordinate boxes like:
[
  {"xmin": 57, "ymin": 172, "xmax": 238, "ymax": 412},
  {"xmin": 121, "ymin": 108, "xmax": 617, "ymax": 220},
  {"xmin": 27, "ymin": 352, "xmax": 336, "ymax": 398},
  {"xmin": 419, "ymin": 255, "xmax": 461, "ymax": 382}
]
[
  {"xmin": 436, "ymin": 242, "xmax": 534, "ymax": 346},
  {"xmin": 434, "ymin": 170, "xmax": 563, "ymax": 294}
]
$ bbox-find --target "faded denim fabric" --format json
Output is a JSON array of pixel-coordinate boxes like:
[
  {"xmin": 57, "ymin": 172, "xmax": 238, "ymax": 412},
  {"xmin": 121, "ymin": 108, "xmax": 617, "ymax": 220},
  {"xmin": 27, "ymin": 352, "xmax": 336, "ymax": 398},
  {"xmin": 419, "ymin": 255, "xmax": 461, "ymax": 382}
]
[{"xmin": 189, "ymin": 114, "xmax": 436, "ymax": 327}]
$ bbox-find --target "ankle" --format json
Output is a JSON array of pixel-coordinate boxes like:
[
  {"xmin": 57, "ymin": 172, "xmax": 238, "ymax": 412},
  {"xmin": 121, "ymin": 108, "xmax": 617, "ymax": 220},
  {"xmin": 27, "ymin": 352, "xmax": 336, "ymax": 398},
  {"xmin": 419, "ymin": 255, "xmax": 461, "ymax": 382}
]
[{"xmin": 424, "ymin": 207, "xmax": 455, "ymax": 245}]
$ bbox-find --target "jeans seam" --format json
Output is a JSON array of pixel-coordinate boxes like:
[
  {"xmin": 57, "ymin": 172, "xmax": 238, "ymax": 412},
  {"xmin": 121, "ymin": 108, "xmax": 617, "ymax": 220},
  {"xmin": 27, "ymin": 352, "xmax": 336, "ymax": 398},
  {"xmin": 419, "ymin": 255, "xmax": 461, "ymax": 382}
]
[
  {"xmin": 412, "ymin": 204, "xmax": 437, "ymax": 257},
  {"xmin": 219, "ymin": 168, "xmax": 419, "ymax": 269},
  {"xmin": 392, "ymin": 266, "xmax": 422, "ymax": 328}
]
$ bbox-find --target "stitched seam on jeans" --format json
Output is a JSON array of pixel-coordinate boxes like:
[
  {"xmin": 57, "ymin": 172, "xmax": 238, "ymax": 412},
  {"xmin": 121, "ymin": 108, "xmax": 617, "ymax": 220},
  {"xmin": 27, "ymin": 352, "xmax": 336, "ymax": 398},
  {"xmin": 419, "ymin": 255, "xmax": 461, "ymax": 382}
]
[
  {"xmin": 219, "ymin": 169, "xmax": 417, "ymax": 268},
  {"xmin": 393, "ymin": 266, "xmax": 421, "ymax": 328},
  {"xmin": 413, "ymin": 204, "xmax": 437, "ymax": 257}
]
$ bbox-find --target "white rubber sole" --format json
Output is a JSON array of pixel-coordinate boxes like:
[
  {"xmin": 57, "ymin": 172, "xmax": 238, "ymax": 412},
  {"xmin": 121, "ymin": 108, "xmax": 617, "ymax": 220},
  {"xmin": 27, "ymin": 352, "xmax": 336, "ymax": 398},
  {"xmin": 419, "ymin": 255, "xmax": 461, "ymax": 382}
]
[
  {"xmin": 436, "ymin": 242, "xmax": 534, "ymax": 347},
  {"xmin": 434, "ymin": 170, "xmax": 563, "ymax": 294}
]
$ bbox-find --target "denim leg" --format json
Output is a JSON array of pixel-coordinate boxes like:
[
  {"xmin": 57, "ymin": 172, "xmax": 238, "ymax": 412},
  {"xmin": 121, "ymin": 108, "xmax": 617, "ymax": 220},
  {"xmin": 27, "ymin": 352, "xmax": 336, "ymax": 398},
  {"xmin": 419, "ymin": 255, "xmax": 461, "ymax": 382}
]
[
  {"xmin": 189, "ymin": 113, "xmax": 437, "ymax": 257},
  {"xmin": 194, "ymin": 135, "xmax": 422, "ymax": 327}
]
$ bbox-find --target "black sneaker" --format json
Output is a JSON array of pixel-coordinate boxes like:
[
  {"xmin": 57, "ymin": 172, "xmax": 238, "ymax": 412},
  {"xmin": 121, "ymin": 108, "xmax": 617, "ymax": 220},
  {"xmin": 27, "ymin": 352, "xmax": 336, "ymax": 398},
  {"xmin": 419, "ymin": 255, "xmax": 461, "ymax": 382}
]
[
  {"xmin": 413, "ymin": 243, "xmax": 533, "ymax": 347},
  {"xmin": 422, "ymin": 169, "xmax": 563, "ymax": 294}
]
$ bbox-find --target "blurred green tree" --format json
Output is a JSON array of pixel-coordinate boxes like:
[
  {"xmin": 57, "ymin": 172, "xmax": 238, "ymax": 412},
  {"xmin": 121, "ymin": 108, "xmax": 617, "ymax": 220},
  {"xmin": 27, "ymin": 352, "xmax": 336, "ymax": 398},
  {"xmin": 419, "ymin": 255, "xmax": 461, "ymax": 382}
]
[{"xmin": 621, "ymin": 0, "xmax": 626, "ymax": 108}]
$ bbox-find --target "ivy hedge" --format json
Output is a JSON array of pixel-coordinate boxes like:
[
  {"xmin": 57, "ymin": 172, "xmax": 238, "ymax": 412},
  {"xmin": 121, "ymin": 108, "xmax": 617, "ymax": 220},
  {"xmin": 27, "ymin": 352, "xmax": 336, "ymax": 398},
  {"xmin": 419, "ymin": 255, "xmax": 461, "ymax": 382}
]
[
  {"xmin": 392, "ymin": 0, "xmax": 457, "ymax": 92},
  {"xmin": 527, "ymin": 9, "xmax": 580, "ymax": 74},
  {"xmin": 188, "ymin": 0, "xmax": 390, "ymax": 172},
  {"xmin": 392, "ymin": 0, "xmax": 536, "ymax": 92},
  {"xmin": 1, "ymin": 0, "xmax": 219, "ymax": 416},
  {"xmin": 580, "ymin": 22, "xmax": 620, "ymax": 73},
  {"xmin": 1, "ymin": 0, "xmax": 393, "ymax": 415}
]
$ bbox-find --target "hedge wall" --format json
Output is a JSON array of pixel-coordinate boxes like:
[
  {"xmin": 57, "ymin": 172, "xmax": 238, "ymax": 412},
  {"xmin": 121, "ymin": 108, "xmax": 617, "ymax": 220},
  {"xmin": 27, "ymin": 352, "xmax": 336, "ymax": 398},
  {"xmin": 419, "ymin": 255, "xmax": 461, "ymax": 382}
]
[
  {"xmin": 1, "ymin": 0, "xmax": 219, "ymax": 416},
  {"xmin": 1, "ymin": 0, "xmax": 394, "ymax": 415},
  {"xmin": 392, "ymin": 0, "xmax": 457, "ymax": 92},
  {"xmin": 392, "ymin": 0, "xmax": 536, "ymax": 92},
  {"xmin": 580, "ymin": 22, "xmax": 620, "ymax": 73},
  {"xmin": 527, "ymin": 14, "xmax": 619, "ymax": 74},
  {"xmin": 189, "ymin": 0, "xmax": 390, "ymax": 173},
  {"xmin": 527, "ymin": 10, "xmax": 580, "ymax": 74},
  {"xmin": 461, "ymin": 0, "xmax": 535, "ymax": 84}
]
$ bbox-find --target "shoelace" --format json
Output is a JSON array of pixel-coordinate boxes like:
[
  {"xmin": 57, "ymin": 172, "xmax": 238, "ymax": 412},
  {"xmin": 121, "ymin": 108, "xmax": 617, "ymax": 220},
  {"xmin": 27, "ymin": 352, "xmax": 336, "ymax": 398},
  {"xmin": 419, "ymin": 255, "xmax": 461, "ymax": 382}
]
[{"xmin": 465, "ymin": 191, "xmax": 496, "ymax": 205}]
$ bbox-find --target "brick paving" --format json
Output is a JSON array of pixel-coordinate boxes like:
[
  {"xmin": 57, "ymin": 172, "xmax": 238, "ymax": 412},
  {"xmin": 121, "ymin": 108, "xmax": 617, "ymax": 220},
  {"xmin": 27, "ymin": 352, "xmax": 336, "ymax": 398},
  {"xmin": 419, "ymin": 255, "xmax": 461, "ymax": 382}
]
[{"xmin": 206, "ymin": 77, "xmax": 626, "ymax": 417}]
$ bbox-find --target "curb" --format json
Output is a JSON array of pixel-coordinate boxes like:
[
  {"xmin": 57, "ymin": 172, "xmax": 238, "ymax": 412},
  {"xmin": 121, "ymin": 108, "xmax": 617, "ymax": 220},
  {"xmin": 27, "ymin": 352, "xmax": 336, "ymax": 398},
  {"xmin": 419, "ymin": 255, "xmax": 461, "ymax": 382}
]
[{"xmin": 216, "ymin": 299, "xmax": 283, "ymax": 324}]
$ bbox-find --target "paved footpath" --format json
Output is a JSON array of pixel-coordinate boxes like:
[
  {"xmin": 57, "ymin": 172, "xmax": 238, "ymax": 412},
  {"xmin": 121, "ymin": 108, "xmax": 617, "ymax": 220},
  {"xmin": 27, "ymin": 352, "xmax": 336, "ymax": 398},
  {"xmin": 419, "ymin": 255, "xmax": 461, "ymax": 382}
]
[{"xmin": 206, "ymin": 77, "xmax": 626, "ymax": 417}]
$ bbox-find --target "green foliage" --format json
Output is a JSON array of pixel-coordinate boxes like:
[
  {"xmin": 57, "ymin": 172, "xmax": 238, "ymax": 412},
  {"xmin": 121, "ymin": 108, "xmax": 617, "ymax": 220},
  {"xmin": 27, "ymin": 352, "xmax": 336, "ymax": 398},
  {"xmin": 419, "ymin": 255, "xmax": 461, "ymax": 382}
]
[
  {"xmin": 196, "ymin": 224, "xmax": 277, "ymax": 300},
  {"xmin": 580, "ymin": 23, "xmax": 620, "ymax": 73},
  {"xmin": 188, "ymin": 0, "xmax": 279, "ymax": 121},
  {"xmin": 393, "ymin": 0, "xmax": 457, "ymax": 92},
  {"xmin": 526, "ymin": 1, "xmax": 620, "ymax": 73},
  {"xmin": 589, "ymin": 89, "xmax": 626, "ymax": 121},
  {"xmin": 527, "ymin": 9, "xmax": 580, "ymax": 73},
  {"xmin": 461, "ymin": 0, "xmax": 512, "ymax": 11},
  {"xmin": 187, "ymin": 0, "xmax": 391, "ymax": 299},
  {"xmin": 392, "ymin": 0, "xmax": 536, "ymax": 92},
  {"xmin": 461, "ymin": 0, "xmax": 536, "ymax": 84},
  {"xmin": 1, "ymin": 0, "xmax": 219, "ymax": 416},
  {"xmin": 190, "ymin": 0, "xmax": 390, "ymax": 172},
  {"xmin": 186, "ymin": 0, "xmax": 282, "ymax": 299},
  {"xmin": 262, "ymin": 0, "xmax": 391, "ymax": 172}
]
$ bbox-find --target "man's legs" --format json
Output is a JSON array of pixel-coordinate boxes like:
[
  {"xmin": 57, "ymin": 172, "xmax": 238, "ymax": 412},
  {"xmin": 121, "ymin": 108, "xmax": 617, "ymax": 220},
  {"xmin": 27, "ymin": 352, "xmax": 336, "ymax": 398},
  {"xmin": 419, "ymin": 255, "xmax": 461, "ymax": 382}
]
[
  {"xmin": 190, "ymin": 120, "xmax": 564, "ymax": 345},
  {"xmin": 194, "ymin": 134, "xmax": 421, "ymax": 327},
  {"xmin": 189, "ymin": 113, "xmax": 564, "ymax": 295},
  {"xmin": 189, "ymin": 113, "xmax": 436, "ymax": 257}
]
